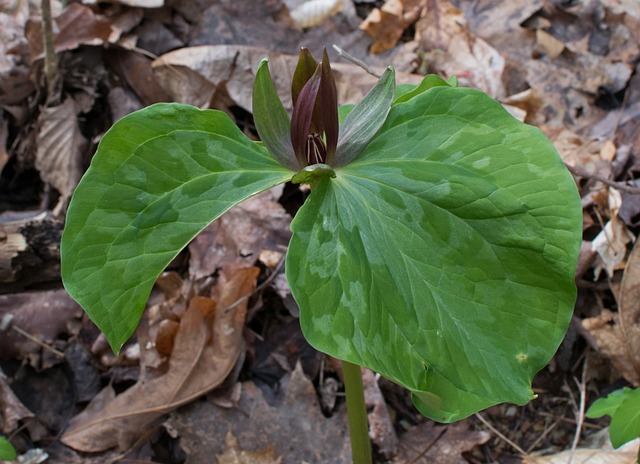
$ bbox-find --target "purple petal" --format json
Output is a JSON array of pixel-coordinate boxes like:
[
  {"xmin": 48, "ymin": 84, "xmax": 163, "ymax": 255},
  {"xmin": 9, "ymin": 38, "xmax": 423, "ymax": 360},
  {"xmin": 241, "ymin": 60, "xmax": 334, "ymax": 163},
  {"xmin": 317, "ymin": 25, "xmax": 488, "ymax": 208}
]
[
  {"xmin": 291, "ymin": 64, "xmax": 322, "ymax": 166},
  {"xmin": 319, "ymin": 48, "xmax": 339, "ymax": 165}
]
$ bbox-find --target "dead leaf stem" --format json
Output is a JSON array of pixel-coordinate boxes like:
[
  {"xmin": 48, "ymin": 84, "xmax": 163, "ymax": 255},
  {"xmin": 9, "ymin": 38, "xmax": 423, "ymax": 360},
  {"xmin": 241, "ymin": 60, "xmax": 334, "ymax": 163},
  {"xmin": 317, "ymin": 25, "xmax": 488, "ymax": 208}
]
[
  {"xmin": 332, "ymin": 44, "xmax": 382, "ymax": 78},
  {"xmin": 565, "ymin": 163, "xmax": 640, "ymax": 195}
]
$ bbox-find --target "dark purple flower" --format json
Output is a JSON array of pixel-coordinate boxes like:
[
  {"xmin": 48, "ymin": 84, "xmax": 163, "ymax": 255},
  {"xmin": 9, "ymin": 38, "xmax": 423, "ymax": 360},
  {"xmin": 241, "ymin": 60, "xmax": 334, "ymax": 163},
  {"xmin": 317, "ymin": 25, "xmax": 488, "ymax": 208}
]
[{"xmin": 253, "ymin": 47, "xmax": 395, "ymax": 172}]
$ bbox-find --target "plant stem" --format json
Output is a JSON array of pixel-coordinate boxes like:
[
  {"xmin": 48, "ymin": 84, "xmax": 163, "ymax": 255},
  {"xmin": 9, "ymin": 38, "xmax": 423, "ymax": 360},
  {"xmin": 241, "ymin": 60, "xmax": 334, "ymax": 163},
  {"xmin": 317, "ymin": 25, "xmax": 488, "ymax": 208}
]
[{"xmin": 342, "ymin": 360, "xmax": 372, "ymax": 464}]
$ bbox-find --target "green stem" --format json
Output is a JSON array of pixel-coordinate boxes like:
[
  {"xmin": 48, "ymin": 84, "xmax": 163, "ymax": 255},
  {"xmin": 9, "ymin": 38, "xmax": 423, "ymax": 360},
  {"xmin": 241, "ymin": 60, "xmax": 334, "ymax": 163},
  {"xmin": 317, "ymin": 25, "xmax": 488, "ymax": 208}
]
[{"xmin": 343, "ymin": 360, "xmax": 372, "ymax": 464}]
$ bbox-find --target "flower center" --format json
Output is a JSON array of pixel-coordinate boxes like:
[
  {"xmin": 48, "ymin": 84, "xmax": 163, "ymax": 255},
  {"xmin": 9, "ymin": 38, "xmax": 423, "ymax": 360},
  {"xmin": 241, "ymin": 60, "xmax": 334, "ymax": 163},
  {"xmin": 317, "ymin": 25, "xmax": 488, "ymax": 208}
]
[{"xmin": 305, "ymin": 133, "xmax": 327, "ymax": 165}]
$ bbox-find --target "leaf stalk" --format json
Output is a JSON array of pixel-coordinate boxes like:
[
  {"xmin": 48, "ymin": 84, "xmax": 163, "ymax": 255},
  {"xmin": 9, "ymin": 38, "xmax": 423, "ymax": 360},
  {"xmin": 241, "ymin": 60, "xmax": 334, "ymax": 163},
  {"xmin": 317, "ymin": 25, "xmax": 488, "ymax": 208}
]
[{"xmin": 343, "ymin": 360, "xmax": 372, "ymax": 464}]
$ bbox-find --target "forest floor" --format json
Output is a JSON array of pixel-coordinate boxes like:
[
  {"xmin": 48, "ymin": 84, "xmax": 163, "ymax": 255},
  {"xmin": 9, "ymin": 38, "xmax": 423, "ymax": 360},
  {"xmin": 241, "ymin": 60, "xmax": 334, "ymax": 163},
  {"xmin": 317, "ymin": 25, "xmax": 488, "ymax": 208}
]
[{"xmin": 1, "ymin": 0, "xmax": 640, "ymax": 463}]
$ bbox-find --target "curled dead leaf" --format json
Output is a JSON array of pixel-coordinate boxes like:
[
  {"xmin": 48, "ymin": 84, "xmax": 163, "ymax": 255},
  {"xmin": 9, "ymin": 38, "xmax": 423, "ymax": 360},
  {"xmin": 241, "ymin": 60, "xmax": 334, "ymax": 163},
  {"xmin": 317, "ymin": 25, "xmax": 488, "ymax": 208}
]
[
  {"xmin": 0, "ymin": 371, "xmax": 35, "ymax": 434},
  {"xmin": 35, "ymin": 98, "xmax": 85, "ymax": 202},
  {"xmin": 26, "ymin": 3, "xmax": 112, "ymax": 60},
  {"xmin": 416, "ymin": 0, "xmax": 505, "ymax": 98},
  {"xmin": 61, "ymin": 266, "xmax": 259, "ymax": 452},
  {"xmin": 582, "ymin": 237, "xmax": 640, "ymax": 386}
]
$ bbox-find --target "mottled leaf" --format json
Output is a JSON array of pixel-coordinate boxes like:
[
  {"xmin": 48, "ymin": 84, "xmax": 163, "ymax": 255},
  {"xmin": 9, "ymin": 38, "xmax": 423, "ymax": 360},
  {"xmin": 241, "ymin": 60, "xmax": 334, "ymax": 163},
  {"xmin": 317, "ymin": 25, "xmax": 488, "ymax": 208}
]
[
  {"xmin": 287, "ymin": 86, "xmax": 581, "ymax": 422},
  {"xmin": 61, "ymin": 103, "xmax": 292, "ymax": 353},
  {"xmin": 334, "ymin": 67, "xmax": 395, "ymax": 168},
  {"xmin": 252, "ymin": 59, "xmax": 299, "ymax": 171},
  {"xmin": 393, "ymin": 74, "xmax": 457, "ymax": 105}
]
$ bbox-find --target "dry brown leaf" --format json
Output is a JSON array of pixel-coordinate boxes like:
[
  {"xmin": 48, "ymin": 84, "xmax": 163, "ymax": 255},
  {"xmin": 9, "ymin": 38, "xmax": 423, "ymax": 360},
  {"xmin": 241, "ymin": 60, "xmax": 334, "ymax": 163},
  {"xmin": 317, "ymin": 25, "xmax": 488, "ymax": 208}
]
[
  {"xmin": 107, "ymin": 7, "xmax": 144, "ymax": 43},
  {"xmin": 105, "ymin": 48, "xmax": 170, "ymax": 106},
  {"xmin": 551, "ymin": 129, "xmax": 611, "ymax": 173},
  {"xmin": 536, "ymin": 29, "xmax": 564, "ymax": 59},
  {"xmin": 501, "ymin": 89, "xmax": 545, "ymax": 125},
  {"xmin": 524, "ymin": 53, "xmax": 631, "ymax": 128},
  {"xmin": 360, "ymin": 0, "xmax": 424, "ymax": 54},
  {"xmin": 188, "ymin": 188, "xmax": 290, "ymax": 280},
  {"xmin": 461, "ymin": 0, "xmax": 540, "ymax": 55},
  {"xmin": 152, "ymin": 45, "xmax": 422, "ymax": 112},
  {"xmin": 0, "ymin": 11, "xmax": 34, "ymax": 106},
  {"xmin": 524, "ymin": 439, "xmax": 640, "ymax": 464},
  {"xmin": 416, "ymin": 0, "xmax": 505, "ymax": 98},
  {"xmin": 26, "ymin": 3, "xmax": 112, "ymax": 60},
  {"xmin": 61, "ymin": 266, "xmax": 259, "ymax": 452},
  {"xmin": 360, "ymin": 8, "xmax": 404, "ymax": 55},
  {"xmin": 582, "ymin": 309, "xmax": 640, "ymax": 386},
  {"xmin": 217, "ymin": 432, "xmax": 282, "ymax": 464},
  {"xmin": 0, "ymin": 289, "xmax": 83, "ymax": 361},
  {"xmin": 35, "ymin": 98, "xmax": 84, "ymax": 202},
  {"xmin": 152, "ymin": 45, "xmax": 295, "ymax": 111},
  {"xmin": 591, "ymin": 216, "xmax": 634, "ymax": 278},
  {"xmin": 615, "ymin": 238, "xmax": 640, "ymax": 381},
  {"xmin": 169, "ymin": 362, "xmax": 351, "ymax": 462},
  {"xmin": 362, "ymin": 368, "xmax": 398, "ymax": 460},
  {"xmin": 392, "ymin": 420, "xmax": 490, "ymax": 463},
  {"xmin": 0, "ymin": 370, "xmax": 34, "ymax": 434}
]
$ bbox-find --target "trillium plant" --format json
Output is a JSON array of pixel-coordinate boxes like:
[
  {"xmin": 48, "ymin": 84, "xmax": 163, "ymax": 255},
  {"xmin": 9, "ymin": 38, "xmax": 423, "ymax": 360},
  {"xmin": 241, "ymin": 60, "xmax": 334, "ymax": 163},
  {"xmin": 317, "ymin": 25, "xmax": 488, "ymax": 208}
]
[{"xmin": 61, "ymin": 48, "xmax": 582, "ymax": 462}]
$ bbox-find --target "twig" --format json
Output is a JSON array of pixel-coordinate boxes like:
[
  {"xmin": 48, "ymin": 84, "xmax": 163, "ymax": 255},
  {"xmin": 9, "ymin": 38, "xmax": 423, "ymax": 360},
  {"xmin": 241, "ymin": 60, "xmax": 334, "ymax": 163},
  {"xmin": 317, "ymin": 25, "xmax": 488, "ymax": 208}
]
[
  {"xmin": 526, "ymin": 419, "xmax": 559, "ymax": 454},
  {"xmin": 474, "ymin": 413, "xmax": 534, "ymax": 461},
  {"xmin": 565, "ymin": 163, "xmax": 640, "ymax": 195},
  {"xmin": 41, "ymin": 0, "xmax": 59, "ymax": 102},
  {"xmin": 332, "ymin": 44, "xmax": 382, "ymax": 78},
  {"xmin": 568, "ymin": 359, "xmax": 588, "ymax": 464},
  {"xmin": 407, "ymin": 427, "xmax": 447, "ymax": 464},
  {"xmin": 11, "ymin": 324, "xmax": 65, "ymax": 358},
  {"xmin": 537, "ymin": 411, "xmax": 602, "ymax": 429},
  {"xmin": 3, "ymin": 312, "xmax": 64, "ymax": 357},
  {"xmin": 223, "ymin": 252, "xmax": 286, "ymax": 313}
]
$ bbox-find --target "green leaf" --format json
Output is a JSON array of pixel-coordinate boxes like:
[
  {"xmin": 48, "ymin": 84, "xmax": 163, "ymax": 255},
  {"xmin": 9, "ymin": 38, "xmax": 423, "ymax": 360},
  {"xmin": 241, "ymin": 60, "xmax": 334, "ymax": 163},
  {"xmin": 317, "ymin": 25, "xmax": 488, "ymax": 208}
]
[
  {"xmin": 609, "ymin": 387, "xmax": 640, "ymax": 448},
  {"xmin": 0, "ymin": 436, "xmax": 16, "ymax": 461},
  {"xmin": 338, "ymin": 104, "xmax": 355, "ymax": 124},
  {"xmin": 334, "ymin": 67, "xmax": 396, "ymax": 168},
  {"xmin": 287, "ymin": 86, "xmax": 581, "ymax": 422},
  {"xmin": 586, "ymin": 387, "xmax": 632, "ymax": 419},
  {"xmin": 252, "ymin": 59, "xmax": 299, "ymax": 170},
  {"xmin": 395, "ymin": 83, "xmax": 417, "ymax": 100},
  {"xmin": 588, "ymin": 387, "xmax": 640, "ymax": 448},
  {"xmin": 62, "ymin": 103, "xmax": 292, "ymax": 353},
  {"xmin": 291, "ymin": 163, "xmax": 336, "ymax": 185},
  {"xmin": 393, "ymin": 74, "xmax": 456, "ymax": 105}
]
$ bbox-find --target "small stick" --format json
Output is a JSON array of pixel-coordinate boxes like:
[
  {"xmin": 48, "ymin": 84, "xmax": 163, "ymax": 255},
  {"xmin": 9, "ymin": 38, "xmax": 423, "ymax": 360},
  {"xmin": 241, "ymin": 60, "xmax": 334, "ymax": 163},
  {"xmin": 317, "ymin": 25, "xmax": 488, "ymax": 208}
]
[
  {"xmin": 407, "ymin": 427, "xmax": 447, "ymax": 464},
  {"xmin": 537, "ymin": 411, "xmax": 602, "ymax": 429},
  {"xmin": 526, "ymin": 419, "xmax": 559, "ymax": 454},
  {"xmin": 474, "ymin": 413, "xmax": 534, "ymax": 461},
  {"xmin": 565, "ymin": 163, "xmax": 640, "ymax": 195},
  {"xmin": 568, "ymin": 360, "xmax": 588, "ymax": 463},
  {"xmin": 224, "ymin": 252, "xmax": 286, "ymax": 313},
  {"xmin": 332, "ymin": 44, "xmax": 382, "ymax": 78},
  {"xmin": 41, "ymin": 0, "xmax": 59, "ymax": 101},
  {"xmin": 11, "ymin": 325, "xmax": 65, "ymax": 358},
  {"xmin": 2, "ymin": 313, "xmax": 64, "ymax": 357}
]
